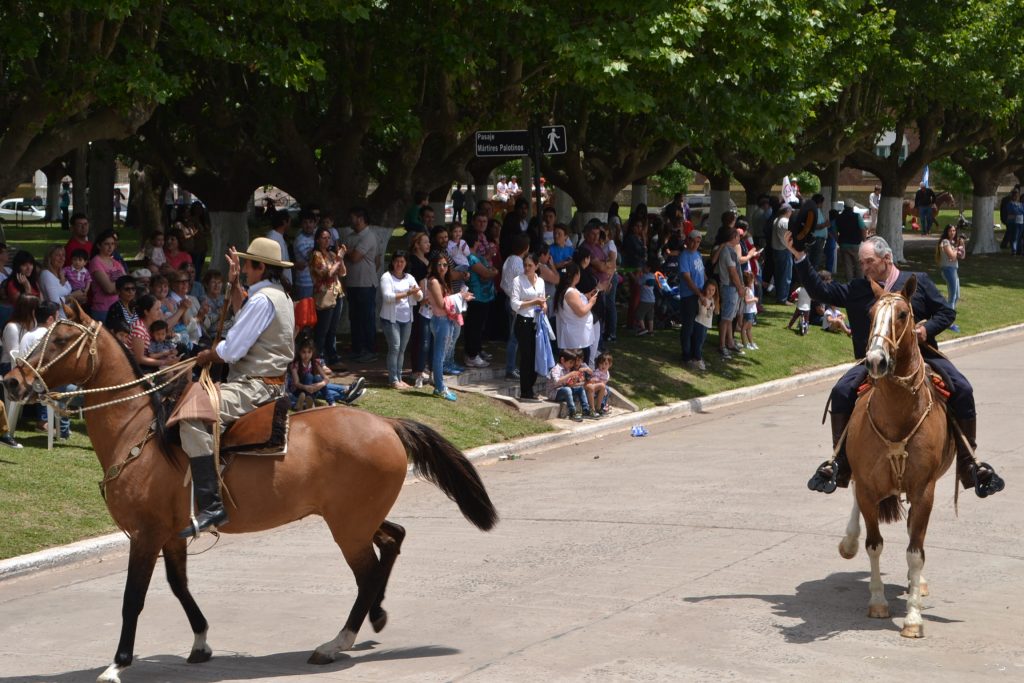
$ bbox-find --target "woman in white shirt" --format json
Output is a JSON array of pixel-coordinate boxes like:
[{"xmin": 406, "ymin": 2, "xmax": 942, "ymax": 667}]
[
  {"xmin": 38, "ymin": 245, "xmax": 78, "ymax": 313},
  {"xmin": 510, "ymin": 252, "xmax": 547, "ymax": 400},
  {"xmin": 379, "ymin": 251, "xmax": 423, "ymax": 388},
  {"xmin": 553, "ymin": 263, "xmax": 597, "ymax": 353}
]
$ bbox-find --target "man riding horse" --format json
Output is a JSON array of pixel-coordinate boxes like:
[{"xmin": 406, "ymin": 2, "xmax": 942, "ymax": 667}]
[
  {"xmin": 179, "ymin": 237, "xmax": 295, "ymax": 538},
  {"xmin": 784, "ymin": 232, "xmax": 1004, "ymax": 498}
]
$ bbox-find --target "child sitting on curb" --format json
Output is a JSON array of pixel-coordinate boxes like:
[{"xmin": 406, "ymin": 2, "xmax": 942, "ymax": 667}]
[
  {"xmin": 288, "ymin": 334, "xmax": 366, "ymax": 409},
  {"xmin": 548, "ymin": 348, "xmax": 591, "ymax": 421},
  {"xmin": 586, "ymin": 352, "xmax": 613, "ymax": 415}
]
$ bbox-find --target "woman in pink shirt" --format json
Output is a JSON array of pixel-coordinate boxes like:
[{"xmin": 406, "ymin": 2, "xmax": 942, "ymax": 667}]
[{"xmin": 88, "ymin": 230, "xmax": 126, "ymax": 322}]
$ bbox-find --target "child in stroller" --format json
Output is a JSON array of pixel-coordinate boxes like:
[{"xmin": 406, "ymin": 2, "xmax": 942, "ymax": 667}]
[{"xmin": 653, "ymin": 269, "xmax": 683, "ymax": 329}]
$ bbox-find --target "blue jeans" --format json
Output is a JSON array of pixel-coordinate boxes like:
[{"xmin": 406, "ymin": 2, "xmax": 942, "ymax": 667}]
[
  {"xmin": 444, "ymin": 322, "xmax": 462, "ymax": 371},
  {"xmin": 692, "ymin": 323, "xmax": 709, "ymax": 361},
  {"xmin": 678, "ymin": 295, "xmax": 700, "ymax": 361},
  {"xmin": 381, "ymin": 317, "xmax": 412, "ymax": 384},
  {"xmin": 314, "ymin": 299, "xmax": 343, "ymax": 364},
  {"xmin": 291, "ymin": 372, "xmax": 348, "ymax": 405},
  {"xmin": 940, "ymin": 266, "xmax": 960, "ymax": 308},
  {"xmin": 1011, "ymin": 223, "xmax": 1024, "ymax": 255},
  {"xmin": 293, "ymin": 283, "xmax": 314, "ymax": 300},
  {"xmin": 773, "ymin": 248, "xmax": 792, "ymax": 303},
  {"xmin": 90, "ymin": 309, "xmax": 109, "ymax": 323},
  {"xmin": 346, "ymin": 286, "xmax": 377, "ymax": 356},
  {"xmin": 919, "ymin": 205, "xmax": 933, "ymax": 235},
  {"xmin": 831, "ymin": 359, "xmax": 975, "ymax": 419},
  {"xmin": 429, "ymin": 316, "xmax": 454, "ymax": 393},
  {"xmin": 553, "ymin": 386, "xmax": 589, "ymax": 415}
]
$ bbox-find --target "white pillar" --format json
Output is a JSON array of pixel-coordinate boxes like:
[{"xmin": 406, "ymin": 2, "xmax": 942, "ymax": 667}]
[
  {"xmin": 877, "ymin": 196, "xmax": 905, "ymax": 263},
  {"xmin": 969, "ymin": 195, "xmax": 998, "ymax": 254}
]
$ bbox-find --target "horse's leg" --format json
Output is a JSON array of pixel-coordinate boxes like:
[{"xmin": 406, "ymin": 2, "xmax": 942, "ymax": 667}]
[
  {"xmin": 369, "ymin": 520, "xmax": 406, "ymax": 633},
  {"xmin": 901, "ymin": 486, "xmax": 935, "ymax": 638},
  {"xmin": 858, "ymin": 489, "xmax": 889, "ymax": 619},
  {"xmin": 161, "ymin": 537, "xmax": 212, "ymax": 663},
  {"xmin": 839, "ymin": 498, "xmax": 861, "ymax": 559},
  {"xmin": 97, "ymin": 539, "xmax": 161, "ymax": 683},
  {"xmin": 309, "ymin": 542, "xmax": 384, "ymax": 665},
  {"xmin": 904, "ymin": 507, "xmax": 929, "ymax": 598}
]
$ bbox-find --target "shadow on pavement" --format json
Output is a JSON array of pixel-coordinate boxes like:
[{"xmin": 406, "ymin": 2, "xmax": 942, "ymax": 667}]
[
  {"xmin": 684, "ymin": 570, "xmax": 962, "ymax": 644},
  {"xmin": 0, "ymin": 642, "xmax": 460, "ymax": 682}
]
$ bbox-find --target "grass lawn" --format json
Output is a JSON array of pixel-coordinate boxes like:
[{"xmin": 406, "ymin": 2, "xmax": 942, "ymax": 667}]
[{"xmin": 2, "ymin": 225, "xmax": 1021, "ymax": 560}]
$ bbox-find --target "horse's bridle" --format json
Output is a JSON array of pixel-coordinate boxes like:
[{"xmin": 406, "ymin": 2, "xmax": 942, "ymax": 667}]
[
  {"xmin": 866, "ymin": 292, "xmax": 924, "ymax": 392},
  {"xmin": 14, "ymin": 318, "xmax": 102, "ymax": 399}
]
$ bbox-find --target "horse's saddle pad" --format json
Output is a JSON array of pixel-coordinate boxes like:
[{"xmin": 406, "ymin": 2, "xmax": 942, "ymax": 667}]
[{"xmin": 221, "ymin": 396, "xmax": 291, "ymax": 455}]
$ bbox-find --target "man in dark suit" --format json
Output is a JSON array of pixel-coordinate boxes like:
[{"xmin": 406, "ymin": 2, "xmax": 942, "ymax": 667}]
[{"xmin": 785, "ymin": 233, "xmax": 1004, "ymax": 498}]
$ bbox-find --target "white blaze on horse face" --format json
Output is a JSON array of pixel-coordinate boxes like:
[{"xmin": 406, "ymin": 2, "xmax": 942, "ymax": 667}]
[{"xmin": 866, "ymin": 299, "xmax": 894, "ymax": 378}]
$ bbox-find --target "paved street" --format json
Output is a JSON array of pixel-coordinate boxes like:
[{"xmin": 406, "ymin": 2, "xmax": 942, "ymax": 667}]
[{"xmin": 1, "ymin": 335, "xmax": 1022, "ymax": 682}]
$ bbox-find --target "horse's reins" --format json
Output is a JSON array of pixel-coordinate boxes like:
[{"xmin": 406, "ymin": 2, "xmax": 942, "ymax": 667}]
[{"xmin": 15, "ymin": 318, "xmax": 197, "ymax": 413}]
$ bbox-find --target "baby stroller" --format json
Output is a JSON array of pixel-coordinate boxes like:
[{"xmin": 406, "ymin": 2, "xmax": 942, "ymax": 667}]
[{"xmin": 653, "ymin": 271, "xmax": 683, "ymax": 329}]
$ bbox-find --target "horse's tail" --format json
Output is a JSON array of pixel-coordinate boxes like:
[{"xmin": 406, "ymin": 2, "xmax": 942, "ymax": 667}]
[
  {"xmin": 878, "ymin": 495, "xmax": 905, "ymax": 524},
  {"xmin": 390, "ymin": 419, "xmax": 498, "ymax": 531}
]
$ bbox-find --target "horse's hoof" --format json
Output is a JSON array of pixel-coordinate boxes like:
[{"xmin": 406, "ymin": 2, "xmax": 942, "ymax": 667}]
[
  {"xmin": 308, "ymin": 650, "xmax": 336, "ymax": 665},
  {"xmin": 371, "ymin": 610, "xmax": 388, "ymax": 633},
  {"xmin": 838, "ymin": 539, "xmax": 858, "ymax": 560},
  {"xmin": 187, "ymin": 646, "xmax": 213, "ymax": 664},
  {"xmin": 867, "ymin": 604, "xmax": 890, "ymax": 619},
  {"xmin": 97, "ymin": 663, "xmax": 122, "ymax": 683},
  {"xmin": 900, "ymin": 623, "xmax": 924, "ymax": 638}
]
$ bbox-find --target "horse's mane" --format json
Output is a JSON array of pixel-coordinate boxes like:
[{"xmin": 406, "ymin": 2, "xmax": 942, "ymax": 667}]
[{"xmin": 100, "ymin": 325, "xmax": 187, "ymax": 471}]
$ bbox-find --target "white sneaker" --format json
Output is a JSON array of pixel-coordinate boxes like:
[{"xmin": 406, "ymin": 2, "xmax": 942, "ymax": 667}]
[
  {"xmin": 480, "ymin": 350, "xmax": 494, "ymax": 361},
  {"xmin": 414, "ymin": 376, "xmax": 424, "ymax": 388},
  {"xmin": 465, "ymin": 355, "xmax": 490, "ymax": 368},
  {"xmin": 696, "ymin": 360, "xmax": 707, "ymax": 371}
]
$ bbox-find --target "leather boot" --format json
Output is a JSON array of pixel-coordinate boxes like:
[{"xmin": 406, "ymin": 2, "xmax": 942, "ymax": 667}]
[
  {"xmin": 178, "ymin": 455, "xmax": 229, "ymax": 538},
  {"xmin": 953, "ymin": 417, "xmax": 1005, "ymax": 498},
  {"xmin": 808, "ymin": 412, "xmax": 852, "ymax": 493}
]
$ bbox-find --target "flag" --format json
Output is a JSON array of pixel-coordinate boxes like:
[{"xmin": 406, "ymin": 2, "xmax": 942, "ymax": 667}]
[
  {"xmin": 782, "ymin": 176, "xmax": 795, "ymax": 204},
  {"xmin": 922, "ymin": 165, "xmax": 930, "ymax": 188}
]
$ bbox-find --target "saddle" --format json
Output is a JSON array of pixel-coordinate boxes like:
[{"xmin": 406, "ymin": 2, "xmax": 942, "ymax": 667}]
[
  {"xmin": 222, "ymin": 396, "xmax": 291, "ymax": 455},
  {"xmin": 165, "ymin": 381, "xmax": 292, "ymax": 456}
]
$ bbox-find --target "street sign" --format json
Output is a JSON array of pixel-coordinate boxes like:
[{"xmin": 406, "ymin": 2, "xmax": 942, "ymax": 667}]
[
  {"xmin": 541, "ymin": 125, "xmax": 567, "ymax": 155},
  {"xmin": 475, "ymin": 129, "xmax": 530, "ymax": 157}
]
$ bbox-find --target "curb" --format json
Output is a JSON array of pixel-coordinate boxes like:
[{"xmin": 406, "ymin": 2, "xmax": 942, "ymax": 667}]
[{"xmin": 4, "ymin": 323, "xmax": 1022, "ymax": 581}]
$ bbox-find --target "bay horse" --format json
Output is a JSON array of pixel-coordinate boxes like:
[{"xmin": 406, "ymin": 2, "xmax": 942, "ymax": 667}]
[
  {"xmin": 3, "ymin": 304, "xmax": 498, "ymax": 683},
  {"xmin": 835, "ymin": 277, "xmax": 955, "ymax": 638}
]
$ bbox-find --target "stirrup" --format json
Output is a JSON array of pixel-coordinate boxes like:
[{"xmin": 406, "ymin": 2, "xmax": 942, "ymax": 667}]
[
  {"xmin": 808, "ymin": 460, "xmax": 838, "ymax": 494},
  {"xmin": 974, "ymin": 462, "xmax": 1005, "ymax": 498},
  {"xmin": 178, "ymin": 509, "xmax": 228, "ymax": 538}
]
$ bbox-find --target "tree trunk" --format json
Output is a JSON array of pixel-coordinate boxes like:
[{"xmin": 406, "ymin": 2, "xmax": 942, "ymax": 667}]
[
  {"xmin": 739, "ymin": 177, "xmax": 774, "ymax": 225},
  {"xmin": 707, "ymin": 174, "xmax": 732, "ymax": 233},
  {"xmin": 877, "ymin": 196, "xmax": 906, "ymax": 262},
  {"xmin": 88, "ymin": 141, "xmax": 115, "ymax": 235},
  {"xmin": 208, "ymin": 211, "xmax": 251, "ymax": 274},
  {"xmin": 819, "ymin": 160, "xmax": 841, "ymax": 210},
  {"xmin": 43, "ymin": 163, "xmax": 64, "ymax": 222},
  {"xmin": 969, "ymin": 195, "xmax": 998, "ymax": 254},
  {"xmin": 631, "ymin": 179, "xmax": 648, "ymax": 212},
  {"xmin": 554, "ymin": 187, "xmax": 573, "ymax": 225},
  {"xmin": 128, "ymin": 164, "xmax": 167, "ymax": 245},
  {"xmin": 72, "ymin": 145, "xmax": 88, "ymax": 220}
]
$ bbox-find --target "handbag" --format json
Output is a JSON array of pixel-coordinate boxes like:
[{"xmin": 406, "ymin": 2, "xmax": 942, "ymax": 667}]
[{"xmin": 294, "ymin": 297, "xmax": 318, "ymax": 329}]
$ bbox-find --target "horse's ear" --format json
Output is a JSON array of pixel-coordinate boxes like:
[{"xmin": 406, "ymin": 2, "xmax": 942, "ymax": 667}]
[
  {"xmin": 869, "ymin": 279, "xmax": 885, "ymax": 299},
  {"xmin": 64, "ymin": 299, "xmax": 83, "ymax": 322},
  {"xmin": 902, "ymin": 275, "xmax": 917, "ymax": 301}
]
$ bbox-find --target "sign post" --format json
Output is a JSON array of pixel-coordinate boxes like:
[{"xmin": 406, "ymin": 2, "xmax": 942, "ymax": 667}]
[{"xmin": 475, "ymin": 125, "xmax": 567, "ymax": 216}]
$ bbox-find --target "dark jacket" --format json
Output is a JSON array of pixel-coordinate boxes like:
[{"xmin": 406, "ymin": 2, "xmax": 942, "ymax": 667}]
[{"xmin": 795, "ymin": 257, "xmax": 954, "ymax": 359}]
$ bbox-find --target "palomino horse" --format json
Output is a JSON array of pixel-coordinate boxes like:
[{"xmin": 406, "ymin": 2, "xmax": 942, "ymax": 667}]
[
  {"xmin": 3, "ymin": 304, "xmax": 498, "ymax": 683},
  {"xmin": 836, "ymin": 277, "xmax": 955, "ymax": 638}
]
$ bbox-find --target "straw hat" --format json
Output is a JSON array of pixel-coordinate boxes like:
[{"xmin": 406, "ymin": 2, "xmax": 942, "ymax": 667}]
[{"xmin": 238, "ymin": 237, "xmax": 293, "ymax": 268}]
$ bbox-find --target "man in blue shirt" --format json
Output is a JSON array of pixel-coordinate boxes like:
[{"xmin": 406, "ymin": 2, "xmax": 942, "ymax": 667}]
[{"xmin": 677, "ymin": 229, "xmax": 706, "ymax": 367}]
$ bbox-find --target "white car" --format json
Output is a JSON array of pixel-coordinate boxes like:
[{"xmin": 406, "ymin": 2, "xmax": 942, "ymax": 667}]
[{"xmin": 0, "ymin": 198, "xmax": 46, "ymax": 223}]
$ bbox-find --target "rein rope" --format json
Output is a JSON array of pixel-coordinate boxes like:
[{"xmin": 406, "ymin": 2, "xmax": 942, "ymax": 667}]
[{"xmin": 15, "ymin": 318, "xmax": 197, "ymax": 414}]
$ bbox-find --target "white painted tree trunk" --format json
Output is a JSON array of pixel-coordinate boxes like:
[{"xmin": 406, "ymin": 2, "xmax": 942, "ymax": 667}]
[
  {"xmin": 969, "ymin": 195, "xmax": 998, "ymax": 254},
  {"xmin": 631, "ymin": 182, "xmax": 648, "ymax": 211},
  {"xmin": 555, "ymin": 189, "xmax": 573, "ymax": 226},
  {"xmin": 209, "ymin": 211, "xmax": 251, "ymax": 272},
  {"xmin": 877, "ymin": 196, "xmax": 905, "ymax": 263},
  {"xmin": 708, "ymin": 189, "xmax": 732, "ymax": 232}
]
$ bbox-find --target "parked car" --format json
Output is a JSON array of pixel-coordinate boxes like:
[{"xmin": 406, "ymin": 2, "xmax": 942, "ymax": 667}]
[
  {"xmin": 0, "ymin": 197, "xmax": 46, "ymax": 223},
  {"xmin": 663, "ymin": 194, "xmax": 738, "ymax": 230}
]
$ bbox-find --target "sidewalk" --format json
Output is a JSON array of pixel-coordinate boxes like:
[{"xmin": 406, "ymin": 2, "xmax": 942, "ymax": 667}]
[{"xmin": 3, "ymin": 322, "xmax": 1021, "ymax": 581}]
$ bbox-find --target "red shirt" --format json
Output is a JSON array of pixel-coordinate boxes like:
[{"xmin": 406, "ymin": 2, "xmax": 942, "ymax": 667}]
[
  {"xmin": 65, "ymin": 237, "xmax": 93, "ymax": 265},
  {"xmin": 165, "ymin": 250, "xmax": 193, "ymax": 271}
]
